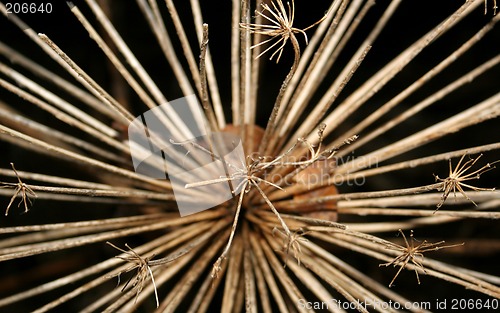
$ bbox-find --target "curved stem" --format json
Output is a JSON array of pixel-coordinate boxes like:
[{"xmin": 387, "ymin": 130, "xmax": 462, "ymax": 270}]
[{"xmin": 259, "ymin": 34, "xmax": 301, "ymax": 157}]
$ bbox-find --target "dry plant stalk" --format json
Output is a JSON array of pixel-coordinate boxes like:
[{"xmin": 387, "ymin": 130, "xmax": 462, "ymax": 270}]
[
  {"xmin": 0, "ymin": 0, "xmax": 499, "ymax": 311},
  {"xmin": 183, "ymin": 124, "xmax": 354, "ymax": 276},
  {"xmin": 380, "ymin": 229, "xmax": 464, "ymax": 287}
]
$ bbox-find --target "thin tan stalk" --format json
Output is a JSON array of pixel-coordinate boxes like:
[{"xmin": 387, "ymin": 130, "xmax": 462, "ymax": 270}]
[
  {"xmin": 189, "ymin": 0, "xmax": 226, "ymax": 129},
  {"xmin": 0, "ymin": 189, "xmax": 163, "ymax": 206},
  {"xmin": 0, "ymin": 221, "xmax": 216, "ymax": 309},
  {"xmin": 254, "ymin": 230, "xmax": 306, "ymax": 312},
  {"xmin": 269, "ymin": 183, "xmax": 442, "ymax": 207},
  {"xmin": 99, "ymin": 222, "xmax": 228, "ymax": 313},
  {"xmin": 163, "ymin": 0, "xmax": 202, "ymax": 93},
  {"xmin": 303, "ymin": 239, "xmax": 420, "ymax": 312},
  {"xmin": 156, "ymin": 231, "xmax": 228, "ymax": 312},
  {"xmin": 0, "ymin": 42, "xmax": 115, "ymax": 118},
  {"xmin": 338, "ymin": 207, "xmax": 500, "ymax": 219},
  {"xmin": 276, "ymin": 0, "xmax": 344, "ymax": 126},
  {"xmin": 0, "ymin": 62, "xmax": 117, "ymax": 137},
  {"xmin": 335, "ymin": 14, "xmax": 500, "ymax": 155},
  {"xmin": 320, "ymin": 0, "xmax": 481, "ymax": 140},
  {"xmin": 337, "ymin": 191, "xmax": 499, "ymax": 209},
  {"xmin": 135, "ymin": 0, "xmax": 197, "ymax": 105},
  {"xmin": 0, "ymin": 168, "xmax": 128, "ymax": 191},
  {"xmin": 0, "ymin": 218, "xmax": 164, "ymax": 250},
  {"xmin": 340, "ymin": 143, "xmax": 500, "ymax": 183},
  {"xmin": 38, "ymin": 34, "xmax": 134, "ymax": 124},
  {"xmin": 258, "ymin": 232, "xmax": 309, "ymax": 313},
  {"xmin": 249, "ymin": 242, "xmax": 272, "ymax": 313},
  {"xmin": 239, "ymin": 0, "xmax": 251, "ymax": 139},
  {"xmin": 0, "ymin": 106, "xmax": 124, "ymax": 163},
  {"xmin": 344, "ymin": 200, "xmax": 500, "ymax": 233},
  {"xmin": 69, "ymin": 3, "xmax": 159, "ymax": 110},
  {"xmin": 242, "ymin": 224, "xmax": 257, "ymax": 313},
  {"xmin": 263, "ymin": 45, "xmax": 370, "ymax": 183},
  {"xmin": 0, "ymin": 124, "xmax": 170, "ymax": 190},
  {"xmin": 279, "ymin": 0, "xmax": 367, "ymax": 144},
  {"xmin": 340, "ymin": 54, "xmax": 500, "ymax": 157},
  {"xmin": 0, "ymin": 77, "xmax": 131, "ymax": 155},
  {"xmin": 83, "ymin": 0, "xmax": 200, "ymax": 143},
  {"xmin": 12, "ymin": 184, "xmax": 174, "ymax": 200},
  {"xmin": 279, "ymin": 0, "xmax": 392, "ymax": 146},
  {"xmin": 335, "ymin": 93, "xmax": 500, "ymax": 175},
  {"xmin": 231, "ymin": 0, "xmax": 241, "ymax": 125},
  {"xmin": 221, "ymin": 235, "xmax": 244, "ymax": 313},
  {"xmin": 0, "ymin": 225, "xmax": 194, "ymax": 308},
  {"xmin": 326, "ymin": 232, "xmax": 500, "ymax": 297},
  {"xmin": 199, "ymin": 24, "xmax": 219, "ymax": 133},
  {"xmin": 260, "ymin": 35, "xmax": 300, "ymax": 156},
  {"xmin": 0, "ymin": 210, "xmax": 226, "ymax": 262},
  {"xmin": 0, "ymin": 4, "xmax": 129, "ymax": 125},
  {"xmin": 192, "ymin": 260, "xmax": 229, "ymax": 313},
  {"xmin": 0, "ymin": 214, "xmax": 168, "ymax": 235},
  {"xmin": 249, "ymin": 231, "xmax": 289, "ymax": 313},
  {"xmin": 33, "ymin": 220, "xmax": 228, "ymax": 313},
  {"xmin": 83, "ymin": 0, "xmax": 166, "ymax": 106},
  {"xmin": 246, "ymin": 7, "xmax": 266, "ymax": 154}
]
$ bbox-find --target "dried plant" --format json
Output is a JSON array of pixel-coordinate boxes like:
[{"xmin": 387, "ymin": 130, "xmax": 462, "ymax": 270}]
[
  {"xmin": 434, "ymin": 153, "xmax": 498, "ymax": 209},
  {"xmin": 240, "ymin": 0, "xmax": 327, "ymax": 62},
  {"xmin": 1, "ymin": 163, "xmax": 36, "ymax": 215},
  {"xmin": 106, "ymin": 242, "xmax": 159, "ymax": 308},
  {"xmin": 272, "ymin": 226, "xmax": 310, "ymax": 267},
  {"xmin": 183, "ymin": 123, "xmax": 355, "ymax": 277},
  {"xmin": 0, "ymin": 0, "xmax": 499, "ymax": 312},
  {"xmin": 379, "ymin": 229, "xmax": 464, "ymax": 287}
]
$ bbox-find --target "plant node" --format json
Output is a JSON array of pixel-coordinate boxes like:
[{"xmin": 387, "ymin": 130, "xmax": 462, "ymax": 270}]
[
  {"xmin": 240, "ymin": 0, "xmax": 329, "ymax": 62},
  {"xmin": 434, "ymin": 154, "xmax": 498, "ymax": 210},
  {"xmin": 1, "ymin": 163, "xmax": 37, "ymax": 216},
  {"xmin": 107, "ymin": 242, "xmax": 159, "ymax": 308},
  {"xmin": 273, "ymin": 226, "xmax": 309, "ymax": 266},
  {"xmin": 183, "ymin": 125, "xmax": 355, "ymax": 277},
  {"xmin": 379, "ymin": 229, "xmax": 464, "ymax": 287}
]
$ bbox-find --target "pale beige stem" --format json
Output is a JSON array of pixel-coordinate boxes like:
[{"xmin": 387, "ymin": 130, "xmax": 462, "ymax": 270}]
[
  {"xmin": 336, "ymin": 14, "xmax": 500, "ymax": 156},
  {"xmin": 0, "ymin": 106, "xmax": 124, "ymax": 162},
  {"xmin": 69, "ymin": 4, "xmax": 159, "ymax": 110},
  {"xmin": 335, "ymin": 93, "xmax": 500, "ymax": 175},
  {"xmin": 340, "ymin": 54, "xmax": 500, "ymax": 157},
  {"xmin": 135, "ymin": 0, "xmax": 198, "ymax": 106},
  {"xmin": 0, "ymin": 124, "xmax": 170, "ymax": 190},
  {"xmin": 249, "ymin": 231, "xmax": 289, "ymax": 312},
  {"xmin": 0, "ymin": 62, "xmax": 117, "ymax": 137},
  {"xmin": 38, "ymin": 33, "xmax": 134, "ymax": 124},
  {"xmin": 189, "ymin": 0, "xmax": 226, "ymax": 128},
  {"xmin": 319, "ymin": 0, "xmax": 481, "ymax": 141},
  {"xmin": 276, "ymin": 0, "xmax": 343, "ymax": 126},
  {"xmin": 231, "ymin": 0, "xmax": 241, "ymax": 125},
  {"xmin": 280, "ymin": 0, "xmax": 368, "ymax": 143},
  {"xmin": 0, "ymin": 42, "xmax": 115, "ymax": 118}
]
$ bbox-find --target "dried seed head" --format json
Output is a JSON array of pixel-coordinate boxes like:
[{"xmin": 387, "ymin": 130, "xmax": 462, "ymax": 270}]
[
  {"xmin": 380, "ymin": 229, "xmax": 464, "ymax": 287},
  {"xmin": 240, "ymin": 0, "xmax": 329, "ymax": 62},
  {"xmin": 1, "ymin": 163, "xmax": 37, "ymax": 216},
  {"xmin": 434, "ymin": 154, "xmax": 498, "ymax": 210}
]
